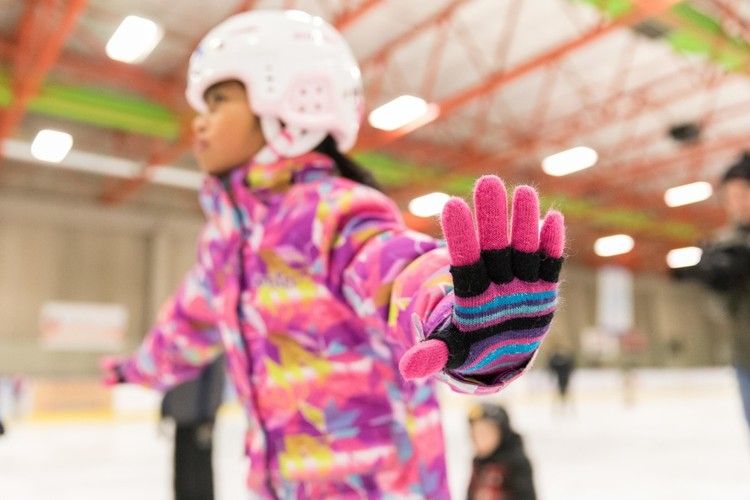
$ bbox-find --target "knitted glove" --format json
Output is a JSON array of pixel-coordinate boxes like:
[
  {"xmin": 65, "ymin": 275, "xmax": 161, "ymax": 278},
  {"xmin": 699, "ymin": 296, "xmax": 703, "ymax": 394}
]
[
  {"xmin": 399, "ymin": 176, "xmax": 565, "ymax": 384},
  {"xmin": 99, "ymin": 356, "xmax": 126, "ymax": 386}
]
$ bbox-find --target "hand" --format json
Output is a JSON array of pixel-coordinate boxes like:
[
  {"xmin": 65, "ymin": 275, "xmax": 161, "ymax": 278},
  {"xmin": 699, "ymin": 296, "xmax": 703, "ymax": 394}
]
[
  {"xmin": 99, "ymin": 356, "xmax": 126, "ymax": 386},
  {"xmin": 400, "ymin": 176, "xmax": 565, "ymax": 385}
]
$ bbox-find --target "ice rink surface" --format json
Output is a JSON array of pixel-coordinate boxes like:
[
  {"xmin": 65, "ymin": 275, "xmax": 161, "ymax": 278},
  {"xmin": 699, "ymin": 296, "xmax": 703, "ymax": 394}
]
[{"xmin": 1, "ymin": 368, "xmax": 749, "ymax": 500}]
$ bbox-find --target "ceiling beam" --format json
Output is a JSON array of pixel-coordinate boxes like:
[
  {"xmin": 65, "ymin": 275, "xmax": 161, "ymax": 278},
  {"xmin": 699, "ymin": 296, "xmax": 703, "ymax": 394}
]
[
  {"xmin": 380, "ymin": 134, "xmax": 724, "ymax": 235},
  {"xmin": 478, "ymin": 64, "xmax": 727, "ymax": 169},
  {"xmin": 577, "ymin": 133, "xmax": 750, "ymax": 195},
  {"xmin": 359, "ymin": 0, "xmax": 472, "ymax": 67},
  {"xmin": 0, "ymin": 0, "xmax": 88, "ymax": 157},
  {"xmin": 0, "ymin": 36, "xmax": 183, "ymax": 104},
  {"xmin": 234, "ymin": 0, "xmax": 260, "ymax": 11},
  {"xmin": 423, "ymin": 79, "xmax": 750, "ymax": 205},
  {"xmin": 658, "ymin": 3, "xmax": 750, "ymax": 74},
  {"xmin": 356, "ymin": 0, "xmax": 683, "ymax": 150},
  {"xmin": 99, "ymin": 0, "xmax": 384, "ymax": 205},
  {"xmin": 333, "ymin": 0, "xmax": 386, "ymax": 31},
  {"xmin": 710, "ymin": 0, "xmax": 750, "ymax": 43}
]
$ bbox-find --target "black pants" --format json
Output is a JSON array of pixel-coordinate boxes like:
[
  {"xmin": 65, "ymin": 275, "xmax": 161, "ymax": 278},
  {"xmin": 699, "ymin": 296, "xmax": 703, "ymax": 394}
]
[
  {"xmin": 174, "ymin": 421, "xmax": 215, "ymax": 500},
  {"xmin": 556, "ymin": 374, "xmax": 571, "ymax": 398}
]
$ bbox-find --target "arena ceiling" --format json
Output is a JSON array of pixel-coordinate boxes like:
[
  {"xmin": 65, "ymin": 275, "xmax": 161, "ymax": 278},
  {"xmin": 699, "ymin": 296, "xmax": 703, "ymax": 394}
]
[{"xmin": 1, "ymin": 0, "xmax": 749, "ymax": 271}]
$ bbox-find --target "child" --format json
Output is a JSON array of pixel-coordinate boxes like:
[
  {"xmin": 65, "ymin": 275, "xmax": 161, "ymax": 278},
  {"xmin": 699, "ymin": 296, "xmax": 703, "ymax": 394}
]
[
  {"xmin": 468, "ymin": 404, "xmax": 536, "ymax": 500},
  {"xmin": 102, "ymin": 10, "xmax": 565, "ymax": 498}
]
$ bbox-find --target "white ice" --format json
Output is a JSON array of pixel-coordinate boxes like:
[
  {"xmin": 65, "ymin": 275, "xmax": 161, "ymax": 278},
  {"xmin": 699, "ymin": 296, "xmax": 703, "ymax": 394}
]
[{"xmin": 0, "ymin": 368, "xmax": 748, "ymax": 500}]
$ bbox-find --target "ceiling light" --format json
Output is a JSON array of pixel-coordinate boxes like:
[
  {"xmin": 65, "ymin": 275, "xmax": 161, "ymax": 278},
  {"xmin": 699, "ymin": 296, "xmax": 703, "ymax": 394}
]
[
  {"xmin": 664, "ymin": 181, "xmax": 713, "ymax": 207},
  {"xmin": 30, "ymin": 129, "xmax": 73, "ymax": 163},
  {"xmin": 594, "ymin": 234, "xmax": 634, "ymax": 257},
  {"xmin": 666, "ymin": 246, "xmax": 702, "ymax": 269},
  {"xmin": 408, "ymin": 192, "xmax": 450, "ymax": 218},
  {"xmin": 106, "ymin": 16, "xmax": 164, "ymax": 64},
  {"xmin": 542, "ymin": 146, "xmax": 599, "ymax": 176},
  {"xmin": 368, "ymin": 95, "xmax": 437, "ymax": 131}
]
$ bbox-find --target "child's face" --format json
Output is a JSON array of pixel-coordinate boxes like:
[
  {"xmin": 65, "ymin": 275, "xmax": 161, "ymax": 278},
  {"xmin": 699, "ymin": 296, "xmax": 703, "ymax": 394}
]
[
  {"xmin": 470, "ymin": 419, "xmax": 502, "ymax": 458},
  {"xmin": 192, "ymin": 80, "xmax": 265, "ymax": 175}
]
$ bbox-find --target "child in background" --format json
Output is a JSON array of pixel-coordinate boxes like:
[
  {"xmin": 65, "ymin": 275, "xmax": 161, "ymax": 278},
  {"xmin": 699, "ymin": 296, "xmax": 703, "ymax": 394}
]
[
  {"xmin": 468, "ymin": 404, "xmax": 536, "ymax": 500},
  {"xmin": 102, "ymin": 10, "xmax": 565, "ymax": 498}
]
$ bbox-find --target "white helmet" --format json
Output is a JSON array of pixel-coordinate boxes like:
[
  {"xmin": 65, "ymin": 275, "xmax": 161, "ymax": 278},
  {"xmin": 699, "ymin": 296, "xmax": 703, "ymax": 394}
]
[{"xmin": 186, "ymin": 10, "xmax": 364, "ymax": 160}]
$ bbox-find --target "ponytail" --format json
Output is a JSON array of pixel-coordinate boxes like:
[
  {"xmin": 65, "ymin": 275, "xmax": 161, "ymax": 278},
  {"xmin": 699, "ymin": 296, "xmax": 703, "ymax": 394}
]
[{"xmin": 314, "ymin": 135, "xmax": 381, "ymax": 191}]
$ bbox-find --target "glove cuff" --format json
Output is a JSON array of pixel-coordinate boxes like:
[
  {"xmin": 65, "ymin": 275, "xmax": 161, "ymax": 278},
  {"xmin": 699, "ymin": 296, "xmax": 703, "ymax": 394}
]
[{"xmin": 428, "ymin": 323, "xmax": 469, "ymax": 370}]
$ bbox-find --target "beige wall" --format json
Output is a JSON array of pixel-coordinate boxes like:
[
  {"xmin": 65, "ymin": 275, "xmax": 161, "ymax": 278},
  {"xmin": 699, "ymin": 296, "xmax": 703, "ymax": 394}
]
[
  {"xmin": 542, "ymin": 265, "xmax": 732, "ymax": 367},
  {"xmin": 0, "ymin": 191, "xmax": 202, "ymax": 376},
  {"xmin": 0, "ymin": 190, "xmax": 735, "ymax": 375}
]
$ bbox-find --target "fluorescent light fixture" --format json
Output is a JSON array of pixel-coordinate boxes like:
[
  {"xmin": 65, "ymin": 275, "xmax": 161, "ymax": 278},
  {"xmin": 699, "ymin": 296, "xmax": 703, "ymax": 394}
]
[
  {"xmin": 106, "ymin": 16, "xmax": 164, "ymax": 64},
  {"xmin": 369, "ymin": 95, "xmax": 434, "ymax": 131},
  {"xmin": 542, "ymin": 146, "xmax": 599, "ymax": 176},
  {"xmin": 30, "ymin": 129, "xmax": 73, "ymax": 163},
  {"xmin": 664, "ymin": 181, "xmax": 713, "ymax": 207},
  {"xmin": 4, "ymin": 138, "xmax": 204, "ymax": 190},
  {"xmin": 594, "ymin": 234, "xmax": 634, "ymax": 257},
  {"xmin": 409, "ymin": 192, "xmax": 450, "ymax": 218},
  {"xmin": 666, "ymin": 246, "xmax": 702, "ymax": 268},
  {"xmin": 150, "ymin": 165, "xmax": 205, "ymax": 190}
]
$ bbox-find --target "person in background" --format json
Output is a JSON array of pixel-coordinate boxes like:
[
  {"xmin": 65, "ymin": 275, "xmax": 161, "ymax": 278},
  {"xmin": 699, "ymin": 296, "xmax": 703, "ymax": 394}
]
[
  {"xmin": 691, "ymin": 152, "xmax": 750, "ymax": 432},
  {"xmin": 468, "ymin": 404, "xmax": 536, "ymax": 500},
  {"xmin": 161, "ymin": 356, "xmax": 225, "ymax": 500},
  {"xmin": 0, "ymin": 376, "xmax": 7, "ymax": 436},
  {"xmin": 547, "ymin": 347, "xmax": 576, "ymax": 410}
]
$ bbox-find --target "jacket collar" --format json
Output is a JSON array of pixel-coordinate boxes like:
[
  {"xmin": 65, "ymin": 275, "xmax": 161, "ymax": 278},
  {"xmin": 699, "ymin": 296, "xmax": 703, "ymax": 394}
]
[
  {"xmin": 199, "ymin": 152, "xmax": 336, "ymax": 215},
  {"xmin": 242, "ymin": 151, "xmax": 335, "ymax": 192}
]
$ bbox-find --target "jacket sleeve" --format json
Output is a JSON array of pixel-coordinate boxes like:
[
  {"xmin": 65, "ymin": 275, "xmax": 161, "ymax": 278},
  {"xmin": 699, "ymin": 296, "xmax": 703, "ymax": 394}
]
[
  {"xmin": 506, "ymin": 454, "xmax": 537, "ymax": 500},
  {"xmin": 326, "ymin": 180, "xmax": 551, "ymax": 394},
  {"xmin": 324, "ymin": 181, "xmax": 455, "ymax": 363},
  {"xmin": 118, "ymin": 224, "xmax": 229, "ymax": 390}
]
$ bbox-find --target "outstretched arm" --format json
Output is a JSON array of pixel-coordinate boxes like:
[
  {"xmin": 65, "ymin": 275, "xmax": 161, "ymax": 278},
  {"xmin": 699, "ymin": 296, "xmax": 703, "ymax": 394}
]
[{"xmin": 101, "ymin": 225, "xmax": 230, "ymax": 390}]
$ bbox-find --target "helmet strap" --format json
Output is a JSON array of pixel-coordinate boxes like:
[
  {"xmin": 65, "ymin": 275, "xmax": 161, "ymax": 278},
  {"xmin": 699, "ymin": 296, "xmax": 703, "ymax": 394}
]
[{"xmin": 256, "ymin": 116, "xmax": 326, "ymax": 163}]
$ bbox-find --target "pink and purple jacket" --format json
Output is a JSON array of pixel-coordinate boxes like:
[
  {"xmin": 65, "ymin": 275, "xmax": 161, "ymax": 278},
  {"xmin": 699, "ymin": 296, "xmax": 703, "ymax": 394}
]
[{"xmin": 118, "ymin": 153, "xmax": 537, "ymax": 498}]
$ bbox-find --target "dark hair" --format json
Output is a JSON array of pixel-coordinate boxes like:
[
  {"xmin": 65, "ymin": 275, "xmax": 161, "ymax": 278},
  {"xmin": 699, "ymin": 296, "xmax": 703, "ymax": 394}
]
[
  {"xmin": 721, "ymin": 151, "xmax": 750, "ymax": 184},
  {"xmin": 314, "ymin": 135, "xmax": 381, "ymax": 191}
]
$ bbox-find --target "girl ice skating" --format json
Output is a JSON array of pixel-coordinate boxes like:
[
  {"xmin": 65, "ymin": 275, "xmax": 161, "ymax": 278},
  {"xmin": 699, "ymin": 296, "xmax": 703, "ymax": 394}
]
[{"xmin": 102, "ymin": 10, "xmax": 565, "ymax": 498}]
